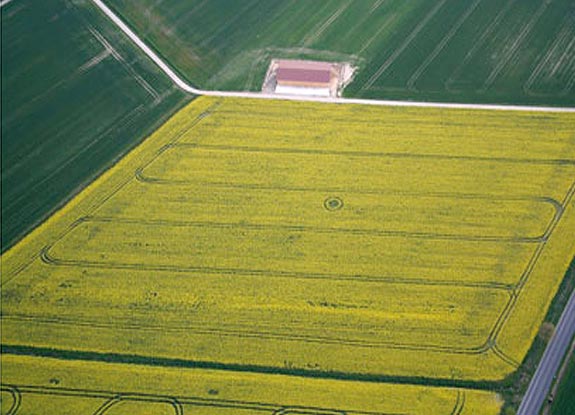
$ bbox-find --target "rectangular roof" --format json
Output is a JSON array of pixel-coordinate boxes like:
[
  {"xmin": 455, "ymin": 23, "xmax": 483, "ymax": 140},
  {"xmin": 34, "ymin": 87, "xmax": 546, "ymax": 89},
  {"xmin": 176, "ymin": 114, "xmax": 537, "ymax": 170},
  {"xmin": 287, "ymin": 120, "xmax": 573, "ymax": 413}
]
[
  {"xmin": 276, "ymin": 67, "xmax": 332, "ymax": 84},
  {"xmin": 276, "ymin": 59, "xmax": 334, "ymax": 71}
]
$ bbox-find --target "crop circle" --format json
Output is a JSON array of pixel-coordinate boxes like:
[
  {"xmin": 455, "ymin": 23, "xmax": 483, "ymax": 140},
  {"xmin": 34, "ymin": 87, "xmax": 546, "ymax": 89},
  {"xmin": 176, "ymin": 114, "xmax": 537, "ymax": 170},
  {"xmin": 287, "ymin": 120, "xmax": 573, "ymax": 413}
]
[{"xmin": 324, "ymin": 196, "xmax": 344, "ymax": 211}]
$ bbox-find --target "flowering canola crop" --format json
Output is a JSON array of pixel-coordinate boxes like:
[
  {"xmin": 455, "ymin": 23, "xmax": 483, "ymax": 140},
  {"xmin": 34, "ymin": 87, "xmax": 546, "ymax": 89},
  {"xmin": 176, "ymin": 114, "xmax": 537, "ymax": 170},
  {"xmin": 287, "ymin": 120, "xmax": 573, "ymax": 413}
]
[{"xmin": 3, "ymin": 96, "xmax": 574, "ymax": 413}]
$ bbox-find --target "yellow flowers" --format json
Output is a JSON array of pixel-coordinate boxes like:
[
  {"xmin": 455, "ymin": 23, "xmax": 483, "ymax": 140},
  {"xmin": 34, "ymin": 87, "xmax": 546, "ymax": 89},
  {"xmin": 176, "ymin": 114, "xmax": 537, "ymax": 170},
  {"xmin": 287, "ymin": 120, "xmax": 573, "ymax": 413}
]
[
  {"xmin": 1, "ymin": 354, "xmax": 503, "ymax": 415},
  {"xmin": 2, "ymin": 96, "xmax": 574, "ymax": 412}
]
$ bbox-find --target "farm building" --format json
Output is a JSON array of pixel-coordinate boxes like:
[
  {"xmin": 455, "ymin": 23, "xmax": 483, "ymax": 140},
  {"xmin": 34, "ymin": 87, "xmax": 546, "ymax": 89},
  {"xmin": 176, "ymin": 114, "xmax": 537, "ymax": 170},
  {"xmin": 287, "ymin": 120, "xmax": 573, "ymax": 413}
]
[{"xmin": 271, "ymin": 60, "xmax": 340, "ymax": 97}]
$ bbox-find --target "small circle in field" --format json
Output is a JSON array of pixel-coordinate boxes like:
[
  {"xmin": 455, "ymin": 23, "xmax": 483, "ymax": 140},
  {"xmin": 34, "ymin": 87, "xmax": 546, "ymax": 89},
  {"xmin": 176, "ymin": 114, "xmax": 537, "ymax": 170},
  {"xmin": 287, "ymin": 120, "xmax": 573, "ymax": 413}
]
[{"xmin": 324, "ymin": 196, "xmax": 344, "ymax": 211}]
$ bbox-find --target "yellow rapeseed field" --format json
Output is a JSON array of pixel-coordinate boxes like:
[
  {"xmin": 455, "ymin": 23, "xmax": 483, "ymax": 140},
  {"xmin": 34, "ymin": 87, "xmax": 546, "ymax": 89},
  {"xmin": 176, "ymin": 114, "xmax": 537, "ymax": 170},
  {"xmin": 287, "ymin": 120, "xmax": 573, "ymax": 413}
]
[
  {"xmin": 1, "ymin": 354, "xmax": 502, "ymax": 415},
  {"xmin": 2, "ymin": 97, "xmax": 574, "ymax": 412}
]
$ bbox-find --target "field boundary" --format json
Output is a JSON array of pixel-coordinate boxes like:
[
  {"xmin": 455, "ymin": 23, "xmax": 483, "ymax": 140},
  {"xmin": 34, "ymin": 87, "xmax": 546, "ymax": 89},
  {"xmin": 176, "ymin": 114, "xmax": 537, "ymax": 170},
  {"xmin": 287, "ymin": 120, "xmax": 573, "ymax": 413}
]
[
  {"xmin": 0, "ymin": 346, "xmax": 500, "ymax": 390},
  {"xmin": 88, "ymin": 0, "xmax": 575, "ymax": 113}
]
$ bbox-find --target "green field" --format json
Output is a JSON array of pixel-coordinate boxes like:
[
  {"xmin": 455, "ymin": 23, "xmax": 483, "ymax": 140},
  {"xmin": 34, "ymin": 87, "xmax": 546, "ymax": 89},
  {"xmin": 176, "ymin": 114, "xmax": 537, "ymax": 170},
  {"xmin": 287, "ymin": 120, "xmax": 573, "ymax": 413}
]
[
  {"xmin": 0, "ymin": 0, "xmax": 189, "ymax": 251},
  {"xmin": 107, "ymin": 0, "xmax": 575, "ymax": 105},
  {"xmin": 550, "ymin": 346, "xmax": 575, "ymax": 415}
]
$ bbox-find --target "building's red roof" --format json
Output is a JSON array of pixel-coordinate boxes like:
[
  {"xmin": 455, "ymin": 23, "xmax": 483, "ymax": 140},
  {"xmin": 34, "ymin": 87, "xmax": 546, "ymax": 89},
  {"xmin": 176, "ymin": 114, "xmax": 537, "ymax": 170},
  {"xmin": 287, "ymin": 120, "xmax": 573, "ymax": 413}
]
[
  {"xmin": 276, "ymin": 60, "xmax": 334, "ymax": 71},
  {"xmin": 276, "ymin": 68, "xmax": 332, "ymax": 84}
]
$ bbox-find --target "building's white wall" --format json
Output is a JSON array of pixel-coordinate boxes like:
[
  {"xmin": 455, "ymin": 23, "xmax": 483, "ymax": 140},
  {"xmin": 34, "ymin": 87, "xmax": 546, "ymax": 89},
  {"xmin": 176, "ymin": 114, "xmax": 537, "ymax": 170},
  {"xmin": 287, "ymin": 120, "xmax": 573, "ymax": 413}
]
[{"xmin": 274, "ymin": 85, "xmax": 331, "ymax": 97}]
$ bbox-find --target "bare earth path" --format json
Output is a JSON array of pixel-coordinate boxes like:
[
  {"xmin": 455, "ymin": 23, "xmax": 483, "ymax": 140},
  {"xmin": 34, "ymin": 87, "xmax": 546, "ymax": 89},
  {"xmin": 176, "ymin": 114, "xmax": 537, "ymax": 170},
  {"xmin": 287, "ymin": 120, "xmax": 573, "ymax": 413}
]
[{"xmin": 87, "ymin": 0, "xmax": 575, "ymax": 113}]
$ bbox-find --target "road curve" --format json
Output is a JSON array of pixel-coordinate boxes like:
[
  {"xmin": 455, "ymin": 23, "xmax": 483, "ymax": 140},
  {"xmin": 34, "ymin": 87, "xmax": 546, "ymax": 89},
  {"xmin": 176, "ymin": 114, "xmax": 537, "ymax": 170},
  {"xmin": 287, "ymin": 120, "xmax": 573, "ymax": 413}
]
[
  {"xmin": 518, "ymin": 286, "xmax": 575, "ymax": 415},
  {"xmin": 91, "ymin": 0, "xmax": 575, "ymax": 113}
]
